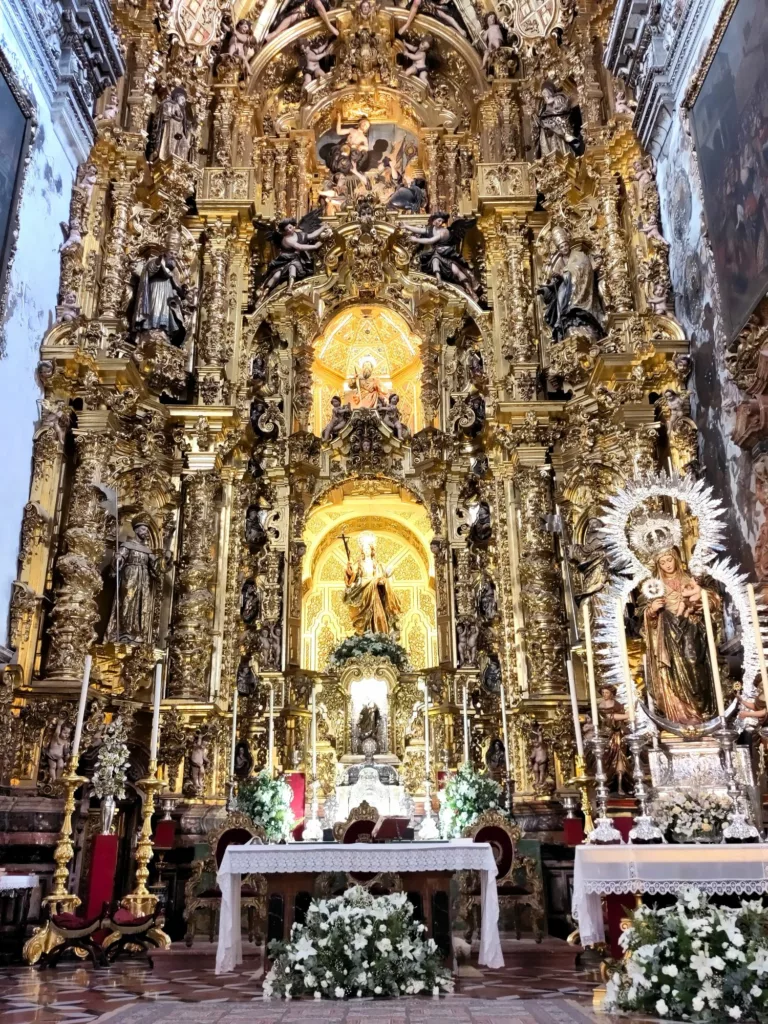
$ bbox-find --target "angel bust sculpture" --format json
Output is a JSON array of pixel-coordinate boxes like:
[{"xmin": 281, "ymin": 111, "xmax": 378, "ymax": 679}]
[
  {"xmin": 255, "ymin": 210, "xmax": 331, "ymax": 301},
  {"xmin": 631, "ymin": 514, "xmax": 719, "ymax": 725},
  {"xmin": 401, "ymin": 212, "xmax": 481, "ymax": 301},
  {"xmin": 342, "ymin": 532, "xmax": 402, "ymax": 637}
]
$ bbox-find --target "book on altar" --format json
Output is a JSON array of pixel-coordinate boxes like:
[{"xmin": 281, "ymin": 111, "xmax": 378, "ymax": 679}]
[{"xmin": 371, "ymin": 816, "xmax": 411, "ymax": 841}]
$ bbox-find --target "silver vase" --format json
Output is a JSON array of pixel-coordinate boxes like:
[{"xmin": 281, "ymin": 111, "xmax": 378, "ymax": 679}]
[{"xmin": 100, "ymin": 794, "xmax": 117, "ymax": 835}]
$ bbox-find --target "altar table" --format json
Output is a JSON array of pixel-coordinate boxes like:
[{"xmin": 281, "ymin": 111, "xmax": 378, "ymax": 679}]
[
  {"xmin": 215, "ymin": 840, "xmax": 504, "ymax": 974},
  {"xmin": 573, "ymin": 843, "xmax": 768, "ymax": 946}
]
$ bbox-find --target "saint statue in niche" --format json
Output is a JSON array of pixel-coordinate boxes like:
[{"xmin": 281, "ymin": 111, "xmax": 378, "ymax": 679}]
[
  {"xmin": 346, "ymin": 361, "xmax": 388, "ymax": 409},
  {"xmin": 630, "ymin": 514, "xmax": 720, "ymax": 725},
  {"xmin": 342, "ymin": 532, "xmax": 402, "ymax": 637},
  {"xmin": 537, "ymin": 226, "xmax": 605, "ymax": 343},
  {"xmin": 106, "ymin": 522, "xmax": 168, "ymax": 644}
]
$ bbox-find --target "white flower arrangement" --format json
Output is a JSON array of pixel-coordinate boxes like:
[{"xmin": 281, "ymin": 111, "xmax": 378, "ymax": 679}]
[
  {"xmin": 235, "ymin": 771, "xmax": 294, "ymax": 842},
  {"xmin": 605, "ymin": 887, "xmax": 768, "ymax": 1022},
  {"xmin": 651, "ymin": 791, "xmax": 734, "ymax": 843},
  {"xmin": 438, "ymin": 762, "xmax": 501, "ymax": 838},
  {"xmin": 263, "ymin": 886, "xmax": 453, "ymax": 1000},
  {"xmin": 92, "ymin": 717, "xmax": 131, "ymax": 801}
]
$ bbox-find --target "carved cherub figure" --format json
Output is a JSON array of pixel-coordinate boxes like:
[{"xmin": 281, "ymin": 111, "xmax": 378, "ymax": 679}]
[
  {"xmin": 46, "ymin": 720, "xmax": 73, "ymax": 783},
  {"xmin": 401, "ymin": 35, "xmax": 431, "ymax": 86},
  {"xmin": 529, "ymin": 723, "xmax": 550, "ymax": 791},
  {"xmin": 378, "ymin": 393, "xmax": 409, "ymax": 439},
  {"xmin": 267, "ymin": 0, "xmax": 338, "ymax": 42},
  {"xmin": 322, "ymin": 394, "xmax": 351, "ymax": 441},
  {"xmin": 299, "ymin": 36, "xmax": 335, "ymax": 86},
  {"xmin": 456, "ymin": 619, "xmax": 480, "ymax": 667},
  {"xmin": 188, "ymin": 731, "xmax": 209, "ymax": 796},
  {"xmin": 480, "ymin": 12, "xmax": 506, "ymax": 69},
  {"xmin": 226, "ymin": 19, "xmax": 256, "ymax": 64}
]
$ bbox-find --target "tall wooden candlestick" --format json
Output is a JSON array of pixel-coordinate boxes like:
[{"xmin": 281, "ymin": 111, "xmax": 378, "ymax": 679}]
[
  {"xmin": 701, "ymin": 590, "xmax": 726, "ymax": 717},
  {"xmin": 150, "ymin": 661, "xmax": 163, "ymax": 763}
]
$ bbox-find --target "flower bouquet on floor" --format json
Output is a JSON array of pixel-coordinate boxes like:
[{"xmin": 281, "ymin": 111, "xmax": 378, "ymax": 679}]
[
  {"xmin": 438, "ymin": 762, "xmax": 502, "ymax": 838},
  {"xmin": 605, "ymin": 886, "xmax": 768, "ymax": 1022},
  {"xmin": 263, "ymin": 886, "xmax": 453, "ymax": 1000},
  {"xmin": 651, "ymin": 790, "xmax": 734, "ymax": 844},
  {"xmin": 235, "ymin": 771, "xmax": 294, "ymax": 842}
]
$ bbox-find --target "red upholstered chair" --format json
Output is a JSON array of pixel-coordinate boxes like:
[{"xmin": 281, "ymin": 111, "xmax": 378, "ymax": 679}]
[
  {"xmin": 184, "ymin": 811, "xmax": 267, "ymax": 946},
  {"xmin": 101, "ymin": 905, "xmax": 165, "ymax": 967},
  {"xmin": 32, "ymin": 908, "xmax": 105, "ymax": 968},
  {"xmin": 331, "ymin": 802, "xmax": 383, "ymax": 887},
  {"xmin": 461, "ymin": 810, "xmax": 545, "ymax": 943}
]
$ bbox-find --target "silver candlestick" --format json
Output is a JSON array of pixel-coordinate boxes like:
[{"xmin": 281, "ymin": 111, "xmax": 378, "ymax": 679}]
[
  {"xmin": 627, "ymin": 727, "xmax": 664, "ymax": 843},
  {"xmin": 303, "ymin": 777, "xmax": 323, "ymax": 842},
  {"xmin": 717, "ymin": 721, "xmax": 761, "ymax": 842},
  {"xmin": 586, "ymin": 731, "xmax": 624, "ymax": 844}
]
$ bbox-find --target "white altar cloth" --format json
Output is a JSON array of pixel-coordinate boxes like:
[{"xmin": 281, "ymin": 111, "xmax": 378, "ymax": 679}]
[
  {"xmin": 573, "ymin": 843, "xmax": 768, "ymax": 946},
  {"xmin": 215, "ymin": 839, "xmax": 504, "ymax": 974},
  {"xmin": 0, "ymin": 874, "xmax": 38, "ymax": 892}
]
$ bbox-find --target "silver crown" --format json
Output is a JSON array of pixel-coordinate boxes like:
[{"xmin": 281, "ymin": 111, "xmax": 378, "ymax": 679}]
[{"xmin": 628, "ymin": 513, "xmax": 682, "ymax": 562}]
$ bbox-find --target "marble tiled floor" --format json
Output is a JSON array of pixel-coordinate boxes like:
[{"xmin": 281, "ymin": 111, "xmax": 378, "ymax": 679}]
[{"xmin": 0, "ymin": 939, "xmax": 603, "ymax": 1024}]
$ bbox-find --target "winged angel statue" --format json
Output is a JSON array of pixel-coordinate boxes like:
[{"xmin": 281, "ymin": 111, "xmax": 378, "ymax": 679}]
[
  {"xmin": 401, "ymin": 212, "xmax": 481, "ymax": 301},
  {"xmin": 255, "ymin": 209, "xmax": 333, "ymax": 302}
]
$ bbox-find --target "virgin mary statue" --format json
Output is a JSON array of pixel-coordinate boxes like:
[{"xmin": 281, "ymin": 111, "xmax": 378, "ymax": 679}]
[
  {"xmin": 343, "ymin": 533, "xmax": 401, "ymax": 637},
  {"xmin": 632, "ymin": 515, "xmax": 719, "ymax": 725}
]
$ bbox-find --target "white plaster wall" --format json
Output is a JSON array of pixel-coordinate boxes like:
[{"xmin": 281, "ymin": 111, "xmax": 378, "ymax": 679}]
[
  {"xmin": 0, "ymin": 20, "xmax": 78, "ymax": 638},
  {"xmin": 653, "ymin": 0, "xmax": 759, "ymax": 571}
]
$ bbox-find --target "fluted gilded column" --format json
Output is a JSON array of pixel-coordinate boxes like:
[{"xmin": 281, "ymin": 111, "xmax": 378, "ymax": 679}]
[
  {"xmin": 46, "ymin": 416, "xmax": 112, "ymax": 680},
  {"xmin": 98, "ymin": 167, "xmax": 135, "ymax": 318},
  {"xmin": 515, "ymin": 455, "xmax": 567, "ymax": 696},
  {"xmin": 167, "ymin": 470, "xmax": 220, "ymax": 700}
]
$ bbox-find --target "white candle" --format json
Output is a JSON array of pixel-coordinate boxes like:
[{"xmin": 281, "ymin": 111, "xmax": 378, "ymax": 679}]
[
  {"xmin": 565, "ymin": 658, "xmax": 585, "ymax": 757},
  {"xmin": 462, "ymin": 685, "xmax": 470, "ymax": 764},
  {"xmin": 149, "ymin": 660, "xmax": 163, "ymax": 763},
  {"xmin": 582, "ymin": 601, "xmax": 599, "ymax": 726},
  {"xmin": 747, "ymin": 584, "xmax": 768, "ymax": 709},
  {"xmin": 71, "ymin": 655, "xmax": 92, "ymax": 759},
  {"xmin": 422, "ymin": 682, "xmax": 430, "ymax": 783},
  {"xmin": 500, "ymin": 683, "xmax": 511, "ymax": 775},
  {"xmin": 701, "ymin": 589, "xmax": 726, "ymax": 716},
  {"xmin": 229, "ymin": 685, "xmax": 238, "ymax": 779},
  {"xmin": 311, "ymin": 683, "xmax": 317, "ymax": 780},
  {"xmin": 616, "ymin": 598, "xmax": 635, "ymax": 725},
  {"xmin": 268, "ymin": 682, "xmax": 274, "ymax": 776}
]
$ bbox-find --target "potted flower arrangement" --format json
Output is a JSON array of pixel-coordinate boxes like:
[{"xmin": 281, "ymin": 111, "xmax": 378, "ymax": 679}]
[
  {"xmin": 439, "ymin": 762, "xmax": 502, "ymax": 838},
  {"xmin": 606, "ymin": 886, "xmax": 768, "ymax": 1022},
  {"xmin": 264, "ymin": 886, "xmax": 453, "ymax": 1000},
  {"xmin": 92, "ymin": 716, "xmax": 131, "ymax": 834},
  {"xmin": 235, "ymin": 771, "xmax": 294, "ymax": 842},
  {"xmin": 651, "ymin": 791, "xmax": 734, "ymax": 843},
  {"xmin": 327, "ymin": 633, "xmax": 410, "ymax": 672}
]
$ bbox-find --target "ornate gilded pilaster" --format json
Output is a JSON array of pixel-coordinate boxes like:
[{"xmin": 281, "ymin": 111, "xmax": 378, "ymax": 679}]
[
  {"xmin": 494, "ymin": 82, "xmax": 520, "ymax": 162},
  {"xmin": 46, "ymin": 419, "xmax": 113, "ymax": 680},
  {"xmin": 98, "ymin": 166, "xmax": 135, "ymax": 319},
  {"xmin": 124, "ymin": 32, "xmax": 160, "ymax": 135},
  {"xmin": 167, "ymin": 470, "xmax": 220, "ymax": 700},
  {"xmin": 442, "ymin": 137, "xmax": 459, "ymax": 215},
  {"xmin": 598, "ymin": 170, "xmax": 633, "ymax": 314},
  {"xmin": 499, "ymin": 218, "xmax": 536, "ymax": 365},
  {"xmin": 198, "ymin": 217, "xmax": 235, "ymax": 367},
  {"xmin": 515, "ymin": 456, "xmax": 567, "ymax": 696},
  {"xmin": 421, "ymin": 131, "xmax": 441, "ymax": 207},
  {"xmin": 211, "ymin": 58, "xmax": 240, "ymax": 166},
  {"xmin": 273, "ymin": 140, "xmax": 291, "ymax": 222}
]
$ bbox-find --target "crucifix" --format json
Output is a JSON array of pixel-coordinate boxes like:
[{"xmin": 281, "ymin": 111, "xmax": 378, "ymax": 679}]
[{"xmin": 339, "ymin": 531, "xmax": 351, "ymax": 562}]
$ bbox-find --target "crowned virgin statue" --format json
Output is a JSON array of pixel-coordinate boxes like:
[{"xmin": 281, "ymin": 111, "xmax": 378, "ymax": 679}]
[
  {"xmin": 343, "ymin": 532, "xmax": 401, "ymax": 637},
  {"xmin": 632, "ymin": 515, "xmax": 719, "ymax": 725}
]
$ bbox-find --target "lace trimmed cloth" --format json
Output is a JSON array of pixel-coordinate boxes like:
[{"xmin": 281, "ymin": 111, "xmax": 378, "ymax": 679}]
[
  {"xmin": 573, "ymin": 843, "xmax": 768, "ymax": 945},
  {"xmin": 215, "ymin": 839, "xmax": 504, "ymax": 973}
]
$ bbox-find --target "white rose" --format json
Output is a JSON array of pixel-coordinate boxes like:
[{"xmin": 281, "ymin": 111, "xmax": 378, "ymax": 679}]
[
  {"xmin": 374, "ymin": 986, "xmax": 382, "ymax": 994},
  {"xmin": 656, "ymin": 999, "xmax": 668, "ymax": 1015},
  {"xmin": 692, "ymin": 997, "xmax": 704, "ymax": 1012},
  {"xmin": 314, "ymin": 992, "xmax": 321, "ymax": 1000},
  {"xmin": 728, "ymin": 1008, "xmax": 742, "ymax": 1020},
  {"xmin": 662, "ymin": 965, "xmax": 678, "ymax": 977},
  {"xmin": 661, "ymin": 985, "xmax": 670, "ymax": 995},
  {"xmin": 752, "ymin": 986, "xmax": 763, "ymax": 997},
  {"xmin": 334, "ymin": 987, "xmax": 345, "ymax": 998}
]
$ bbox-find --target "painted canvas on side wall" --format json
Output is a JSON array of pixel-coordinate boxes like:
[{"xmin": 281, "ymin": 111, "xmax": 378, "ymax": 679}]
[
  {"xmin": 0, "ymin": 53, "xmax": 35, "ymax": 334},
  {"xmin": 690, "ymin": 0, "xmax": 768, "ymax": 339}
]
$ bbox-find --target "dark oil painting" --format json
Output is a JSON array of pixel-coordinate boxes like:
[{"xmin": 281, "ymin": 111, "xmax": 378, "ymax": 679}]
[{"xmin": 690, "ymin": 0, "xmax": 768, "ymax": 339}]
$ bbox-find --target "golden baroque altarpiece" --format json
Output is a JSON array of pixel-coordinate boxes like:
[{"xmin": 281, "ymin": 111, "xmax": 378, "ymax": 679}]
[{"xmin": 0, "ymin": 0, "xmax": 705, "ymax": 861}]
